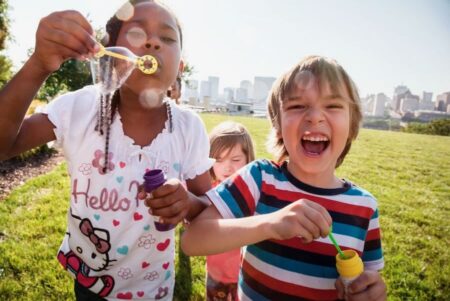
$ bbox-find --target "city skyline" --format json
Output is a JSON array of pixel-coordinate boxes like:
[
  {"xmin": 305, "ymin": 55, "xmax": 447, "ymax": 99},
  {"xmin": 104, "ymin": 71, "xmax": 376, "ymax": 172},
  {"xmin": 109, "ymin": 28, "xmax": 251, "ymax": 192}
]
[{"xmin": 4, "ymin": 0, "xmax": 450, "ymax": 98}]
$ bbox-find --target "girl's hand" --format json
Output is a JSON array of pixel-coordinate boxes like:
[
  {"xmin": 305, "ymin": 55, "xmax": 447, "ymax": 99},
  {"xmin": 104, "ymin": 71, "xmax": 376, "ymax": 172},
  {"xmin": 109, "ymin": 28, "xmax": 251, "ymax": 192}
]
[
  {"xmin": 335, "ymin": 270, "xmax": 387, "ymax": 301},
  {"xmin": 30, "ymin": 10, "xmax": 99, "ymax": 74},
  {"xmin": 139, "ymin": 179, "xmax": 190, "ymax": 225},
  {"xmin": 267, "ymin": 199, "xmax": 332, "ymax": 243}
]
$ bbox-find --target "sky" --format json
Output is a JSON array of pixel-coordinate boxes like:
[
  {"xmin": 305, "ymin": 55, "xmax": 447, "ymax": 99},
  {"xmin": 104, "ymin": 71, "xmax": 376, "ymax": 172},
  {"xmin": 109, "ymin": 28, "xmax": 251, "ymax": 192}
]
[{"xmin": 4, "ymin": 0, "xmax": 450, "ymax": 99}]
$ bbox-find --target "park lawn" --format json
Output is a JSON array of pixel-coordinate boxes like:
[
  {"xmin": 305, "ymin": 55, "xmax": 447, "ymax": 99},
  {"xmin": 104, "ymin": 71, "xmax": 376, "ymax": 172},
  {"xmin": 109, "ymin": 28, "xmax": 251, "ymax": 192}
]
[{"xmin": 0, "ymin": 113, "xmax": 449, "ymax": 300}]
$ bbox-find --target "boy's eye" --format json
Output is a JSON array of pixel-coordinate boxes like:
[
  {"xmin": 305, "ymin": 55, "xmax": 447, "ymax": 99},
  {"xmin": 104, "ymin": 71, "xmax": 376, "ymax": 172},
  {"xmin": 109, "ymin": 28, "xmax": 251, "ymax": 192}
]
[{"xmin": 286, "ymin": 104, "xmax": 306, "ymax": 110}]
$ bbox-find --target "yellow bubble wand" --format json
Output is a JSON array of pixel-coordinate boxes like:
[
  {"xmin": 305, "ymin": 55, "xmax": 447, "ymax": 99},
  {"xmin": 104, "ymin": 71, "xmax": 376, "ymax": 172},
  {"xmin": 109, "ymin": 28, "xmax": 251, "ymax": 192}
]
[{"xmin": 94, "ymin": 45, "xmax": 158, "ymax": 75}]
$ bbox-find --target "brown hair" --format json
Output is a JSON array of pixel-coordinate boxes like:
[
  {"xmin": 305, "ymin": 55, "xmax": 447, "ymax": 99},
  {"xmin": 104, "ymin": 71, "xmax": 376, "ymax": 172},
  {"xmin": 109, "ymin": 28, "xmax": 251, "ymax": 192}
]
[
  {"xmin": 267, "ymin": 55, "xmax": 362, "ymax": 167},
  {"xmin": 209, "ymin": 121, "xmax": 256, "ymax": 181}
]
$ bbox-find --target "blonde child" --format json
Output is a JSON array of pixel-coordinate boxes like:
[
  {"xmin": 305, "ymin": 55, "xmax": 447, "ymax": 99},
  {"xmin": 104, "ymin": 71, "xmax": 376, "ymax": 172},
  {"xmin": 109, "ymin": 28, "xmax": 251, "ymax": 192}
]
[
  {"xmin": 0, "ymin": 1, "xmax": 213, "ymax": 300},
  {"xmin": 182, "ymin": 56, "xmax": 387, "ymax": 300},
  {"xmin": 206, "ymin": 121, "xmax": 255, "ymax": 301}
]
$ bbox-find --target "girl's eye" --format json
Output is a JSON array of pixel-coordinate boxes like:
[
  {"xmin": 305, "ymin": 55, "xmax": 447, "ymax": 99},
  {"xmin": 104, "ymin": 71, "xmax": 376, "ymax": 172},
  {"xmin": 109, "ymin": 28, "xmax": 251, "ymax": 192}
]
[
  {"xmin": 327, "ymin": 104, "xmax": 343, "ymax": 109},
  {"xmin": 161, "ymin": 36, "xmax": 176, "ymax": 43}
]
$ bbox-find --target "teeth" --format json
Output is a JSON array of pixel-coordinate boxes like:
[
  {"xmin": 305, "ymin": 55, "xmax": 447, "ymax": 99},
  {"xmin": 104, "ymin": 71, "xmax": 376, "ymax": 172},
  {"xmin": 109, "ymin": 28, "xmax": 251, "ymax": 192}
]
[{"xmin": 302, "ymin": 135, "xmax": 329, "ymax": 142}]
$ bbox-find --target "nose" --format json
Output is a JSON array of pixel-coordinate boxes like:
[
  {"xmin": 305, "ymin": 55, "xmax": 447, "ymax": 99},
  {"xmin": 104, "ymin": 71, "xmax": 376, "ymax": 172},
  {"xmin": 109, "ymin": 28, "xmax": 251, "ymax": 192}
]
[
  {"xmin": 305, "ymin": 106, "xmax": 324, "ymax": 124},
  {"xmin": 144, "ymin": 35, "xmax": 161, "ymax": 50}
]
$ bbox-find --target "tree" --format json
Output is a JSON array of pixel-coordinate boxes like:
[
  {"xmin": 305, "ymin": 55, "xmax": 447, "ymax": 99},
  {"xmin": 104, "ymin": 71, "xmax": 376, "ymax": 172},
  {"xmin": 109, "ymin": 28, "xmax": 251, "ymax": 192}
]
[
  {"xmin": 181, "ymin": 62, "xmax": 195, "ymax": 88},
  {"xmin": 0, "ymin": 0, "xmax": 9, "ymax": 50},
  {"xmin": 38, "ymin": 59, "xmax": 92, "ymax": 101},
  {"xmin": 0, "ymin": 0, "xmax": 12, "ymax": 86}
]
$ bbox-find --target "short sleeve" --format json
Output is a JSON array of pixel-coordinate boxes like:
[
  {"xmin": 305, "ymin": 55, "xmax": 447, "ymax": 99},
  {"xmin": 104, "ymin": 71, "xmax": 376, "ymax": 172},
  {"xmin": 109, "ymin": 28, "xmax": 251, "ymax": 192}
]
[
  {"xmin": 362, "ymin": 208, "xmax": 384, "ymax": 271},
  {"xmin": 41, "ymin": 86, "xmax": 98, "ymax": 158},
  {"xmin": 206, "ymin": 160, "xmax": 263, "ymax": 219},
  {"xmin": 180, "ymin": 111, "xmax": 214, "ymax": 180}
]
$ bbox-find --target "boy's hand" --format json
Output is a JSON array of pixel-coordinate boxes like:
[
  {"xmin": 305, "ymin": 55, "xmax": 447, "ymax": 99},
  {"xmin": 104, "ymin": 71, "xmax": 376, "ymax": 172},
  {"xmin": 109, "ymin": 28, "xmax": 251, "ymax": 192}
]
[
  {"xmin": 31, "ymin": 10, "xmax": 99, "ymax": 74},
  {"xmin": 138, "ymin": 178, "xmax": 190, "ymax": 225},
  {"xmin": 268, "ymin": 199, "xmax": 332, "ymax": 243},
  {"xmin": 335, "ymin": 270, "xmax": 387, "ymax": 301}
]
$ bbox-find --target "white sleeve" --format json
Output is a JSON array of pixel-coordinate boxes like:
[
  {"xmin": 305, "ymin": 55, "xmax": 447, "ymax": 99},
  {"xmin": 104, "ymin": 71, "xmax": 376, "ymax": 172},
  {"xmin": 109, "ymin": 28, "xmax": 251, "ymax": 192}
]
[
  {"xmin": 181, "ymin": 112, "xmax": 214, "ymax": 180},
  {"xmin": 41, "ymin": 86, "xmax": 98, "ymax": 159},
  {"xmin": 42, "ymin": 92, "xmax": 77, "ymax": 149}
]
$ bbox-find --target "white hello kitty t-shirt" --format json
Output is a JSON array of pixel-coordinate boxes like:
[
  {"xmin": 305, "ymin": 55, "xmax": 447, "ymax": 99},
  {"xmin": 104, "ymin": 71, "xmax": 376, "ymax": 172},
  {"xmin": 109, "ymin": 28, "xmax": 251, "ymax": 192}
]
[{"xmin": 44, "ymin": 85, "xmax": 213, "ymax": 300}]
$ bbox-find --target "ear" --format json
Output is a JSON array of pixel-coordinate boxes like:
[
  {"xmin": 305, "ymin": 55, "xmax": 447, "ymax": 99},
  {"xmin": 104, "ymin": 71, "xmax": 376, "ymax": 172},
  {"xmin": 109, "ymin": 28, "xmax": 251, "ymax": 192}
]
[{"xmin": 178, "ymin": 59, "xmax": 184, "ymax": 78}]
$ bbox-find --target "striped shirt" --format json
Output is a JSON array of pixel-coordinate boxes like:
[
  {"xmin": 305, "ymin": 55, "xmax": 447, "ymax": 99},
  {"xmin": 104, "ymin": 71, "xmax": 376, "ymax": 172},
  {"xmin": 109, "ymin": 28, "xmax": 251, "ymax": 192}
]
[{"xmin": 206, "ymin": 159, "xmax": 384, "ymax": 301}]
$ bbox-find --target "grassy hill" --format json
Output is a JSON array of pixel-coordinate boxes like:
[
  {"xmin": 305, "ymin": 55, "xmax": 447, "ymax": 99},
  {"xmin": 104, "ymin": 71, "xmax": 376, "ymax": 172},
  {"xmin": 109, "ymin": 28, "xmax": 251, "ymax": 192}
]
[{"xmin": 0, "ymin": 113, "xmax": 449, "ymax": 300}]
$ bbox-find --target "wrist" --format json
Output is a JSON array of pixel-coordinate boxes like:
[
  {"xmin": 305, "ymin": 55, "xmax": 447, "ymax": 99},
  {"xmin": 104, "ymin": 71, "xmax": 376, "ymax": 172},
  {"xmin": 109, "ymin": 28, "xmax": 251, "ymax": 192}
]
[{"xmin": 26, "ymin": 54, "xmax": 55, "ymax": 78}]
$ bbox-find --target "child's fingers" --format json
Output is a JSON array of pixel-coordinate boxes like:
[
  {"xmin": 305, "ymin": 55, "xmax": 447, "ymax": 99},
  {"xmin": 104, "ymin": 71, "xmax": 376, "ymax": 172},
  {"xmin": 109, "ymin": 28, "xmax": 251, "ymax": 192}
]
[
  {"xmin": 151, "ymin": 179, "xmax": 180, "ymax": 198},
  {"xmin": 295, "ymin": 212, "xmax": 321, "ymax": 242},
  {"xmin": 43, "ymin": 29, "xmax": 90, "ymax": 59},
  {"xmin": 347, "ymin": 271, "xmax": 386, "ymax": 301},
  {"xmin": 296, "ymin": 200, "xmax": 331, "ymax": 238},
  {"xmin": 303, "ymin": 200, "xmax": 333, "ymax": 227},
  {"xmin": 152, "ymin": 198, "xmax": 187, "ymax": 218},
  {"xmin": 347, "ymin": 281, "xmax": 386, "ymax": 301},
  {"xmin": 334, "ymin": 278, "xmax": 345, "ymax": 300}
]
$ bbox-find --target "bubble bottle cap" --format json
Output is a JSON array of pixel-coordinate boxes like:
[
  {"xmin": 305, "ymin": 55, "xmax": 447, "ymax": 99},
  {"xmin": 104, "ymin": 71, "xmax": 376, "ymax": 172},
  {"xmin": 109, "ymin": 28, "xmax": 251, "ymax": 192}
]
[
  {"xmin": 143, "ymin": 169, "xmax": 165, "ymax": 192},
  {"xmin": 335, "ymin": 250, "xmax": 364, "ymax": 278},
  {"xmin": 142, "ymin": 169, "xmax": 175, "ymax": 232}
]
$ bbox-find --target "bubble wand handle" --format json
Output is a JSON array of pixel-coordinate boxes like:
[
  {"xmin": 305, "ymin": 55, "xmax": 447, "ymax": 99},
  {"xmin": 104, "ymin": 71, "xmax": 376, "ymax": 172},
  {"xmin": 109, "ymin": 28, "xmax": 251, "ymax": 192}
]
[
  {"xmin": 97, "ymin": 47, "xmax": 136, "ymax": 63},
  {"xmin": 94, "ymin": 45, "xmax": 158, "ymax": 74},
  {"xmin": 329, "ymin": 226, "xmax": 347, "ymax": 259}
]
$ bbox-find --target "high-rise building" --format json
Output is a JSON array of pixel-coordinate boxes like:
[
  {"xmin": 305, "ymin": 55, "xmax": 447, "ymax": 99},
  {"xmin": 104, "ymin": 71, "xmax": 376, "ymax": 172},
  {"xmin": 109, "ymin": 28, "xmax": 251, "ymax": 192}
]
[
  {"xmin": 373, "ymin": 93, "xmax": 388, "ymax": 117},
  {"xmin": 184, "ymin": 79, "xmax": 199, "ymax": 101},
  {"xmin": 253, "ymin": 76, "xmax": 276, "ymax": 102},
  {"xmin": 208, "ymin": 76, "xmax": 219, "ymax": 102},
  {"xmin": 240, "ymin": 80, "xmax": 253, "ymax": 99},
  {"xmin": 200, "ymin": 80, "xmax": 211, "ymax": 99},
  {"xmin": 436, "ymin": 92, "xmax": 450, "ymax": 112},
  {"xmin": 235, "ymin": 87, "xmax": 248, "ymax": 102},
  {"xmin": 393, "ymin": 85, "xmax": 410, "ymax": 111},
  {"xmin": 223, "ymin": 87, "xmax": 234, "ymax": 102}
]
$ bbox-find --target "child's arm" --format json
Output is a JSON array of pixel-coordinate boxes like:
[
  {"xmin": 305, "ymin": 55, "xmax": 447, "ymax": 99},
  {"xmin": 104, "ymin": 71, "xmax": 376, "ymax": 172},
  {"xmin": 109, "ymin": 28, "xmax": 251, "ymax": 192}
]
[
  {"xmin": 0, "ymin": 11, "xmax": 98, "ymax": 160},
  {"xmin": 335, "ymin": 270, "xmax": 387, "ymax": 301},
  {"xmin": 181, "ymin": 197, "xmax": 332, "ymax": 256}
]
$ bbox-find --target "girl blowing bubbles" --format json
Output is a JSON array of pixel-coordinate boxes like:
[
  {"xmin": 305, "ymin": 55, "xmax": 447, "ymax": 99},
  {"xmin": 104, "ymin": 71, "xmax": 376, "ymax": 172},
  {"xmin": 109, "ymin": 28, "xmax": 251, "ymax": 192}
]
[
  {"xmin": 0, "ymin": 0, "xmax": 213, "ymax": 300},
  {"xmin": 206, "ymin": 121, "xmax": 255, "ymax": 301}
]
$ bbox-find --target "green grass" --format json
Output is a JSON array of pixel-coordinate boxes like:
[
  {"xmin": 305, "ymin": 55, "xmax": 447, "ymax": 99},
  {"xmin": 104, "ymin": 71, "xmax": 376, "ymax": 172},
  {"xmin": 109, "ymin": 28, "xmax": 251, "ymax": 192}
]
[{"xmin": 1, "ymin": 113, "xmax": 449, "ymax": 300}]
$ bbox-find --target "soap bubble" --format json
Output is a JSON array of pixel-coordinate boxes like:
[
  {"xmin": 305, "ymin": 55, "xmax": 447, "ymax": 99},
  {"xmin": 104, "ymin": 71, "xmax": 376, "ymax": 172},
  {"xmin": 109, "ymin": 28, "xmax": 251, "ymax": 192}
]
[{"xmin": 90, "ymin": 47, "xmax": 136, "ymax": 94}]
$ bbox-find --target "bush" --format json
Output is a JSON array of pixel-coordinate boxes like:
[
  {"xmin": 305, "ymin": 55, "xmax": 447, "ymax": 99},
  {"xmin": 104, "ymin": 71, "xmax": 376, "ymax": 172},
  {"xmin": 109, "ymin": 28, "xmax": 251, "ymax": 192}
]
[
  {"xmin": 11, "ymin": 144, "xmax": 56, "ymax": 162},
  {"xmin": 403, "ymin": 119, "xmax": 450, "ymax": 136}
]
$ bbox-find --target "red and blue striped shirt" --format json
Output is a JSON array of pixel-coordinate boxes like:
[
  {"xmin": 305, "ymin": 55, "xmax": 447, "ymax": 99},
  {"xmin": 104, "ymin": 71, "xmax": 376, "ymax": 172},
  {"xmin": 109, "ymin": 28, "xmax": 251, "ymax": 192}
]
[{"xmin": 206, "ymin": 159, "xmax": 384, "ymax": 301}]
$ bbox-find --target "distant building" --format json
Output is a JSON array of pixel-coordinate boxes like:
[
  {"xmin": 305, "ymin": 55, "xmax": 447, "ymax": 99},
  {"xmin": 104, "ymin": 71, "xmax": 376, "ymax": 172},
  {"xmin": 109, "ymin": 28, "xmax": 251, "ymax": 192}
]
[
  {"xmin": 227, "ymin": 101, "xmax": 253, "ymax": 115},
  {"xmin": 208, "ymin": 76, "xmax": 219, "ymax": 102},
  {"xmin": 413, "ymin": 110, "xmax": 450, "ymax": 122},
  {"xmin": 253, "ymin": 76, "xmax": 276, "ymax": 102},
  {"xmin": 235, "ymin": 87, "xmax": 248, "ymax": 102},
  {"xmin": 223, "ymin": 87, "xmax": 234, "ymax": 102},
  {"xmin": 393, "ymin": 85, "xmax": 410, "ymax": 111},
  {"xmin": 240, "ymin": 80, "xmax": 253, "ymax": 99},
  {"xmin": 373, "ymin": 93, "xmax": 388, "ymax": 117},
  {"xmin": 436, "ymin": 92, "xmax": 450, "ymax": 112},
  {"xmin": 184, "ymin": 79, "xmax": 199, "ymax": 103},
  {"xmin": 400, "ymin": 96, "xmax": 420, "ymax": 113},
  {"xmin": 200, "ymin": 80, "xmax": 211, "ymax": 99}
]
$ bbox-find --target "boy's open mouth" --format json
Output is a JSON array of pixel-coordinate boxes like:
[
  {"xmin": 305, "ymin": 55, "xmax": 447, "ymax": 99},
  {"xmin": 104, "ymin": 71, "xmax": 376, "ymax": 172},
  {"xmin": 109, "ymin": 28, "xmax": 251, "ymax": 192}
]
[{"xmin": 301, "ymin": 134, "xmax": 330, "ymax": 155}]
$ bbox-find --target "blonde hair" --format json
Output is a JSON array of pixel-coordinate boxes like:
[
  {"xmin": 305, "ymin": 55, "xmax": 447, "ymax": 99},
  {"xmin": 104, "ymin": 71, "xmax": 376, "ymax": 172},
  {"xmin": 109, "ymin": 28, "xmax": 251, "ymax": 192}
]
[
  {"xmin": 267, "ymin": 55, "xmax": 362, "ymax": 167},
  {"xmin": 209, "ymin": 121, "xmax": 256, "ymax": 181}
]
